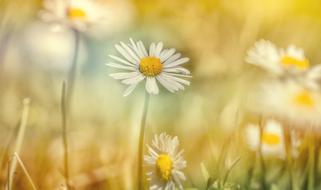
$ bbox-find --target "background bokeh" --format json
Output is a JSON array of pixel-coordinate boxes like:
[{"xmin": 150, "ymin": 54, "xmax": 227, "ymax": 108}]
[{"xmin": 1, "ymin": 0, "xmax": 321, "ymax": 189}]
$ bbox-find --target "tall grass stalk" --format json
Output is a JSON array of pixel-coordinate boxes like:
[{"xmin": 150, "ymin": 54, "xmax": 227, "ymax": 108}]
[
  {"xmin": 307, "ymin": 128, "xmax": 315, "ymax": 190},
  {"xmin": 222, "ymin": 157, "xmax": 241, "ymax": 186},
  {"xmin": 137, "ymin": 92, "xmax": 150, "ymax": 190},
  {"xmin": 61, "ymin": 82, "xmax": 71, "ymax": 189},
  {"xmin": 284, "ymin": 126, "xmax": 294, "ymax": 190},
  {"xmin": 258, "ymin": 119, "xmax": 267, "ymax": 190},
  {"xmin": 6, "ymin": 98, "xmax": 30, "ymax": 190},
  {"xmin": 13, "ymin": 152, "xmax": 37, "ymax": 190}
]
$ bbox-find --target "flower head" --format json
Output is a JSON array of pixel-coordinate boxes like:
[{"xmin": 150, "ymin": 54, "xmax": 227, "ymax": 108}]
[
  {"xmin": 245, "ymin": 119, "xmax": 302, "ymax": 159},
  {"xmin": 246, "ymin": 40, "xmax": 309, "ymax": 75},
  {"xmin": 249, "ymin": 79, "xmax": 321, "ymax": 126},
  {"xmin": 144, "ymin": 133, "xmax": 186, "ymax": 190},
  {"xmin": 245, "ymin": 119, "xmax": 286, "ymax": 159},
  {"xmin": 106, "ymin": 39, "xmax": 191, "ymax": 96},
  {"xmin": 40, "ymin": 0, "xmax": 107, "ymax": 31}
]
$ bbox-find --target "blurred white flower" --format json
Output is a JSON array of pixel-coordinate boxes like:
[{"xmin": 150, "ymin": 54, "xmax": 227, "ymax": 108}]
[
  {"xmin": 245, "ymin": 119, "xmax": 286, "ymax": 159},
  {"xmin": 106, "ymin": 39, "xmax": 191, "ymax": 96},
  {"xmin": 304, "ymin": 64, "xmax": 321, "ymax": 90},
  {"xmin": 39, "ymin": 0, "xmax": 133, "ymax": 34},
  {"xmin": 144, "ymin": 133, "xmax": 186, "ymax": 190},
  {"xmin": 249, "ymin": 79, "xmax": 321, "ymax": 126},
  {"xmin": 22, "ymin": 22, "xmax": 87, "ymax": 71},
  {"xmin": 246, "ymin": 40, "xmax": 309, "ymax": 75}
]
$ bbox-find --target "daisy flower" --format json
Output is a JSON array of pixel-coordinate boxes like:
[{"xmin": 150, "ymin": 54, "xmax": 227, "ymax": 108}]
[
  {"xmin": 249, "ymin": 79, "xmax": 321, "ymax": 126},
  {"xmin": 245, "ymin": 119, "xmax": 286, "ymax": 159},
  {"xmin": 106, "ymin": 39, "xmax": 191, "ymax": 96},
  {"xmin": 40, "ymin": 0, "xmax": 106, "ymax": 31},
  {"xmin": 144, "ymin": 133, "xmax": 186, "ymax": 190},
  {"xmin": 246, "ymin": 39, "xmax": 310, "ymax": 75}
]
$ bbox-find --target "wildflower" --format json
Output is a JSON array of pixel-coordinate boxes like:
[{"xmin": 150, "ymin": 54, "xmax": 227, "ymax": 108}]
[
  {"xmin": 249, "ymin": 80, "xmax": 321, "ymax": 126},
  {"xmin": 106, "ymin": 39, "xmax": 191, "ymax": 96},
  {"xmin": 40, "ymin": 0, "xmax": 107, "ymax": 31},
  {"xmin": 245, "ymin": 119, "xmax": 286, "ymax": 159},
  {"xmin": 246, "ymin": 40, "xmax": 309, "ymax": 75},
  {"xmin": 144, "ymin": 133, "xmax": 186, "ymax": 190}
]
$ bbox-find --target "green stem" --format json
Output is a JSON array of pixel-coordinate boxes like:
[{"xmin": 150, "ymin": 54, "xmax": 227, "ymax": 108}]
[
  {"xmin": 245, "ymin": 152, "xmax": 255, "ymax": 190},
  {"xmin": 284, "ymin": 126, "xmax": 293, "ymax": 190},
  {"xmin": 61, "ymin": 28, "xmax": 80, "ymax": 190},
  {"xmin": 258, "ymin": 119, "xmax": 267, "ymax": 190},
  {"xmin": 137, "ymin": 92, "xmax": 150, "ymax": 190},
  {"xmin": 61, "ymin": 82, "xmax": 71, "ymax": 190},
  {"xmin": 308, "ymin": 129, "xmax": 315, "ymax": 190}
]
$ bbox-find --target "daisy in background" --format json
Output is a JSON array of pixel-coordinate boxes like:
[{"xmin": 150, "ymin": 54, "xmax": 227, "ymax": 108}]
[
  {"xmin": 144, "ymin": 133, "xmax": 186, "ymax": 190},
  {"xmin": 250, "ymin": 79, "xmax": 321, "ymax": 127},
  {"xmin": 39, "ymin": 0, "xmax": 108, "ymax": 31},
  {"xmin": 246, "ymin": 39, "xmax": 310, "ymax": 76},
  {"xmin": 245, "ymin": 119, "xmax": 286, "ymax": 159},
  {"xmin": 106, "ymin": 39, "xmax": 191, "ymax": 96}
]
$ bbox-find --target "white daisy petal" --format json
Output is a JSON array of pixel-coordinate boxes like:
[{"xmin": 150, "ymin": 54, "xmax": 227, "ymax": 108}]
[
  {"xmin": 138, "ymin": 41, "xmax": 148, "ymax": 57},
  {"xmin": 129, "ymin": 38, "xmax": 145, "ymax": 59},
  {"xmin": 115, "ymin": 44, "xmax": 139, "ymax": 65},
  {"xmin": 109, "ymin": 72, "xmax": 138, "ymax": 80},
  {"xmin": 165, "ymin": 73, "xmax": 192, "ymax": 78},
  {"xmin": 164, "ymin": 57, "xmax": 189, "ymax": 68},
  {"xmin": 164, "ymin": 53, "xmax": 181, "ymax": 65},
  {"xmin": 145, "ymin": 77, "xmax": 159, "ymax": 94},
  {"xmin": 156, "ymin": 75, "xmax": 179, "ymax": 93},
  {"xmin": 160, "ymin": 48, "xmax": 176, "ymax": 62},
  {"xmin": 105, "ymin": 63, "xmax": 136, "ymax": 71},
  {"xmin": 149, "ymin": 43, "xmax": 156, "ymax": 57},
  {"xmin": 160, "ymin": 74, "xmax": 186, "ymax": 90},
  {"xmin": 109, "ymin": 55, "xmax": 136, "ymax": 67},
  {"xmin": 154, "ymin": 42, "xmax": 163, "ymax": 57},
  {"xmin": 120, "ymin": 42, "xmax": 140, "ymax": 63},
  {"xmin": 162, "ymin": 73, "xmax": 190, "ymax": 86},
  {"xmin": 121, "ymin": 74, "xmax": 145, "ymax": 85},
  {"xmin": 163, "ymin": 67, "xmax": 191, "ymax": 75}
]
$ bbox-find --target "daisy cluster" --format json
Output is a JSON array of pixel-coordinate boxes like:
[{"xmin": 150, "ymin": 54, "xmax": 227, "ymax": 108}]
[
  {"xmin": 243, "ymin": 40, "xmax": 321, "ymax": 158},
  {"xmin": 245, "ymin": 40, "xmax": 321, "ymax": 126}
]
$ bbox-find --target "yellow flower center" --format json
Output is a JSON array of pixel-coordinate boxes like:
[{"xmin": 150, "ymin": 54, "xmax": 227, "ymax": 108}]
[
  {"xmin": 67, "ymin": 8, "xmax": 87, "ymax": 20},
  {"xmin": 156, "ymin": 154, "xmax": 173, "ymax": 181},
  {"xmin": 281, "ymin": 56, "xmax": 309, "ymax": 70},
  {"xmin": 262, "ymin": 133, "xmax": 281, "ymax": 145},
  {"xmin": 139, "ymin": 57, "xmax": 163, "ymax": 77},
  {"xmin": 293, "ymin": 90, "xmax": 315, "ymax": 108}
]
